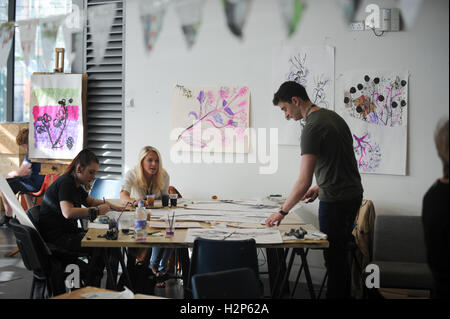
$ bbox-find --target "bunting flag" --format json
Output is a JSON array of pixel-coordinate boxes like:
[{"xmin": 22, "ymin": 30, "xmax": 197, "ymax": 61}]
[
  {"xmin": 17, "ymin": 19, "xmax": 38, "ymax": 68},
  {"xmin": 39, "ymin": 15, "xmax": 65, "ymax": 71},
  {"xmin": 87, "ymin": 3, "xmax": 116, "ymax": 65},
  {"xmin": 279, "ymin": 0, "xmax": 304, "ymax": 37},
  {"xmin": 336, "ymin": 0, "xmax": 360, "ymax": 24},
  {"xmin": 399, "ymin": 0, "xmax": 423, "ymax": 30},
  {"xmin": 0, "ymin": 22, "xmax": 15, "ymax": 69},
  {"xmin": 62, "ymin": 23, "xmax": 74, "ymax": 66},
  {"xmin": 174, "ymin": 0, "xmax": 205, "ymax": 49},
  {"xmin": 140, "ymin": 0, "xmax": 169, "ymax": 53},
  {"xmin": 223, "ymin": 0, "xmax": 252, "ymax": 39}
]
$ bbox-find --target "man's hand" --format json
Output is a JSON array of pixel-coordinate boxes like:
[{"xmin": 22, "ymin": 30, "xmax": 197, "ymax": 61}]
[
  {"xmin": 265, "ymin": 212, "xmax": 285, "ymax": 227},
  {"xmin": 301, "ymin": 185, "xmax": 319, "ymax": 203}
]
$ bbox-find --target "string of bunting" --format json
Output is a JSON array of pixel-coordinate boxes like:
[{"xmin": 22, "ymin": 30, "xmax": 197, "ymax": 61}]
[{"xmin": 3, "ymin": 0, "xmax": 418, "ymax": 69}]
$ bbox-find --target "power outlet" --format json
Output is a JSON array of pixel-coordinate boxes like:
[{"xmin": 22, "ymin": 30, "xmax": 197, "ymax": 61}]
[{"xmin": 351, "ymin": 22, "xmax": 365, "ymax": 31}]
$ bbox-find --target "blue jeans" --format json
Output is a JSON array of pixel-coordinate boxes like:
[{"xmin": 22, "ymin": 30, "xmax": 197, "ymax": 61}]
[
  {"xmin": 319, "ymin": 196, "xmax": 362, "ymax": 299},
  {"xmin": 150, "ymin": 248, "xmax": 173, "ymax": 273}
]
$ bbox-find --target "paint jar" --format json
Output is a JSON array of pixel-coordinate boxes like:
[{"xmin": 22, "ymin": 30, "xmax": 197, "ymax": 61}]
[
  {"xmin": 169, "ymin": 194, "xmax": 178, "ymax": 207},
  {"xmin": 162, "ymin": 194, "xmax": 169, "ymax": 207},
  {"xmin": 146, "ymin": 194, "xmax": 155, "ymax": 207}
]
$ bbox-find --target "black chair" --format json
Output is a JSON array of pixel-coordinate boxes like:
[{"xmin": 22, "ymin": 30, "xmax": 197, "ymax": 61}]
[
  {"xmin": 187, "ymin": 238, "xmax": 261, "ymax": 296},
  {"xmin": 192, "ymin": 267, "xmax": 263, "ymax": 299},
  {"xmin": 8, "ymin": 218, "xmax": 66, "ymax": 298}
]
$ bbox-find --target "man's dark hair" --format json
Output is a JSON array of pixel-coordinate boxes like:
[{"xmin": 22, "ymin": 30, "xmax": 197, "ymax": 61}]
[{"xmin": 273, "ymin": 81, "xmax": 310, "ymax": 105}]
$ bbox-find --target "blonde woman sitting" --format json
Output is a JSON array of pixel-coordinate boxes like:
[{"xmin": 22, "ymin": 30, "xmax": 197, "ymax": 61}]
[{"xmin": 120, "ymin": 146, "xmax": 172, "ymax": 287}]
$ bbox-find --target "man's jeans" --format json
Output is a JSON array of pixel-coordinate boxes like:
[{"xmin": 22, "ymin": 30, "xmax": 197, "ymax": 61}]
[{"xmin": 319, "ymin": 196, "xmax": 362, "ymax": 299}]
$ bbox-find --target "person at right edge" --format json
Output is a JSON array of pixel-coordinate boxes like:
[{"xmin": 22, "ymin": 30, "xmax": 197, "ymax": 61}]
[
  {"xmin": 422, "ymin": 118, "xmax": 449, "ymax": 299},
  {"xmin": 265, "ymin": 81, "xmax": 364, "ymax": 299}
]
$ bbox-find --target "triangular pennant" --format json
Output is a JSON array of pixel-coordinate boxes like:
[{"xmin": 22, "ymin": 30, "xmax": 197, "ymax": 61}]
[
  {"xmin": 140, "ymin": 0, "xmax": 169, "ymax": 52},
  {"xmin": 399, "ymin": 0, "xmax": 423, "ymax": 30},
  {"xmin": 336, "ymin": 0, "xmax": 361, "ymax": 24},
  {"xmin": 62, "ymin": 24, "xmax": 75, "ymax": 66},
  {"xmin": 174, "ymin": 0, "xmax": 205, "ymax": 49},
  {"xmin": 279, "ymin": 0, "xmax": 304, "ymax": 37},
  {"xmin": 17, "ymin": 19, "xmax": 38, "ymax": 68},
  {"xmin": 223, "ymin": 0, "xmax": 252, "ymax": 39},
  {"xmin": 39, "ymin": 15, "xmax": 65, "ymax": 71},
  {"xmin": 0, "ymin": 22, "xmax": 15, "ymax": 69},
  {"xmin": 88, "ymin": 3, "xmax": 116, "ymax": 65},
  {"xmin": 63, "ymin": 5, "xmax": 85, "ymax": 66}
]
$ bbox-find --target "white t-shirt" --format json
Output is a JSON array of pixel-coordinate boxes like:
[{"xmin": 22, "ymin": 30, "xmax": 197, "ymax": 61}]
[{"xmin": 121, "ymin": 168, "xmax": 170, "ymax": 200}]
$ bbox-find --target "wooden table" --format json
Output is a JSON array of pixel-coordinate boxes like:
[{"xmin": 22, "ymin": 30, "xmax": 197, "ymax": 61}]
[
  {"xmin": 52, "ymin": 286, "xmax": 168, "ymax": 299},
  {"xmin": 81, "ymin": 203, "xmax": 328, "ymax": 299}
]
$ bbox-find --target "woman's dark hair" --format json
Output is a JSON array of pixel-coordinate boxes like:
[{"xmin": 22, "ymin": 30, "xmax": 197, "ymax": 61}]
[
  {"xmin": 273, "ymin": 81, "xmax": 310, "ymax": 105},
  {"xmin": 65, "ymin": 149, "xmax": 99, "ymax": 174}
]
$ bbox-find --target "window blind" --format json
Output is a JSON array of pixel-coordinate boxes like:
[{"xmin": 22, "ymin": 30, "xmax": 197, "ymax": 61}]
[{"xmin": 84, "ymin": 0, "xmax": 124, "ymax": 179}]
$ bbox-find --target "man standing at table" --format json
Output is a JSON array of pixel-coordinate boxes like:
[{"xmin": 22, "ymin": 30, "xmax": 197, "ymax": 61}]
[{"xmin": 266, "ymin": 81, "xmax": 364, "ymax": 299}]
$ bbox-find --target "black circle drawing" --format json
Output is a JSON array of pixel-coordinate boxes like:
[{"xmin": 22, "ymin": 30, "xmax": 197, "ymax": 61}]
[
  {"xmin": 374, "ymin": 77, "xmax": 380, "ymax": 84},
  {"xmin": 357, "ymin": 84, "xmax": 363, "ymax": 90},
  {"xmin": 350, "ymin": 87, "xmax": 356, "ymax": 94},
  {"xmin": 392, "ymin": 101, "xmax": 398, "ymax": 108},
  {"xmin": 364, "ymin": 75, "xmax": 370, "ymax": 82}
]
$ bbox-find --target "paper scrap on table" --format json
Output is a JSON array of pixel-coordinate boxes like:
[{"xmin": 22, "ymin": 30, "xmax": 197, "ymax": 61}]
[
  {"xmin": 88, "ymin": 222, "xmax": 109, "ymax": 229},
  {"xmin": 149, "ymin": 221, "xmax": 202, "ymax": 229},
  {"xmin": 185, "ymin": 228, "xmax": 283, "ymax": 244},
  {"xmin": 81, "ymin": 287, "xmax": 134, "ymax": 299}
]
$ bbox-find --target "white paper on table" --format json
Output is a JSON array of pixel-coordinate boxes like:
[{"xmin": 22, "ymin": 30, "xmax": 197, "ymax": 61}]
[
  {"xmin": 81, "ymin": 287, "xmax": 135, "ymax": 299},
  {"xmin": 149, "ymin": 221, "xmax": 203, "ymax": 229},
  {"xmin": 185, "ymin": 228, "xmax": 283, "ymax": 244},
  {"xmin": 88, "ymin": 222, "xmax": 109, "ymax": 229},
  {"xmin": 153, "ymin": 209, "xmax": 271, "ymax": 224}
]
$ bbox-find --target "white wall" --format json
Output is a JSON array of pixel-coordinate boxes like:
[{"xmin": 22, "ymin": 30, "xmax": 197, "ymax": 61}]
[{"xmin": 124, "ymin": 0, "xmax": 449, "ymax": 220}]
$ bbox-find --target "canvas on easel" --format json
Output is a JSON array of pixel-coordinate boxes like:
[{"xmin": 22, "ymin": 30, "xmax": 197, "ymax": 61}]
[{"xmin": 28, "ymin": 72, "xmax": 86, "ymax": 160}]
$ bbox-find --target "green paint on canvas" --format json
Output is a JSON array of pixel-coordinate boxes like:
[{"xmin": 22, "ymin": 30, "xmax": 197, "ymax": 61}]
[{"xmin": 32, "ymin": 88, "xmax": 80, "ymax": 106}]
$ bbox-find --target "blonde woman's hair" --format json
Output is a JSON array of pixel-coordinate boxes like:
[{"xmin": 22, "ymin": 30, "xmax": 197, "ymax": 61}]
[{"xmin": 135, "ymin": 146, "xmax": 167, "ymax": 193}]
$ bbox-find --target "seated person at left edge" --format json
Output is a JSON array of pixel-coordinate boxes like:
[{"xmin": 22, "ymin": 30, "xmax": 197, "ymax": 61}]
[{"xmin": 38, "ymin": 149, "xmax": 122, "ymax": 286}]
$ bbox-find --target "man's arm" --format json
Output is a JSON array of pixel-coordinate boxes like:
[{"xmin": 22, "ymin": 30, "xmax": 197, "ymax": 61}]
[{"xmin": 266, "ymin": 154, "xmax": 317, "ymax": 227}]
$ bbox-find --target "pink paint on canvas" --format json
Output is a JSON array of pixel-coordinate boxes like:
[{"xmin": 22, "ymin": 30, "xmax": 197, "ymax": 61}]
[{"xmin": 32, "ymin": 105, "xmax": 80, "ymax": 122}]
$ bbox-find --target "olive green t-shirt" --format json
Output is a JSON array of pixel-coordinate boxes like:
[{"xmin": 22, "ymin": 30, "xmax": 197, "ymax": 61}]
[{"xmin": 300, "ymin": 108, "xmax": 363, "ymax": 202}]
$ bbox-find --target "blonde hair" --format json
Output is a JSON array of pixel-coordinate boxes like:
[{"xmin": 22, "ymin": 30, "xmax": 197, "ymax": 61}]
[
  {"xmin": 434, "ymin": 118, "xmax": 449, "ymax": 178},
  {"xmin": 135, "ymin": 146, "xmax": 167, "ymax": 193}
]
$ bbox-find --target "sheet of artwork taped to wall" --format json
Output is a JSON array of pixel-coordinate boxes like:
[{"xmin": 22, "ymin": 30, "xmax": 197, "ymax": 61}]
[
  {"xmin": 28, "ymin": 73, "xmax": 84, "ymax": 160},
  {"xmin": 270, "ymin": 45, "xmax": 335, "ymax": 145},
  {"xmin": 171, "ymin": 85, "xmax": 251, "ymax": 154},
  {"xmin": 339, "ymin": 71, "xmax": 409, "ymax": 175}
]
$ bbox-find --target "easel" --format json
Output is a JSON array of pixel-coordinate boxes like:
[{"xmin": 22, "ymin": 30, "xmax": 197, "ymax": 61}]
[
  {"xmin": 6, "ymin": 49, "xmax": 87, "ymax": 257},
  {"xmin": 31, "ymin": 48, "xmax": 88, "ymax": 176}
]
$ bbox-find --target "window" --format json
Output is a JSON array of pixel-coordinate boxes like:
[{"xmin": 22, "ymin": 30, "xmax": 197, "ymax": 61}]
[
  {"xmin": 14, "ymin": 0, "xmax": 72, "ymax": 122},
  {"xmin": 0, "ymin": 0, "xmax": 9, "ymax": 122}
]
